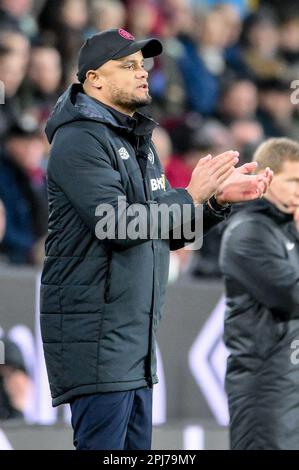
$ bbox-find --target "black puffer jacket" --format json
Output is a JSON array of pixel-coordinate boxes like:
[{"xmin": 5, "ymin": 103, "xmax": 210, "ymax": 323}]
[
  {"xmin": 40, "ymin": 84, "xmax": 225, "ymax": 406},
  {"xmin": 220, "ymin": 199, "xmax": 299, "ymax": 450}
]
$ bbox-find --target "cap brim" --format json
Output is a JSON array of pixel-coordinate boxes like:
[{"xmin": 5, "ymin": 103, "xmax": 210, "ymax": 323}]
[
  {"xmin": 138, "ymin": 38, "xmax": 163, "ymax": 58},
  {"xmin": 113, "ymin": 38, "xmax": 163, "ymax": 61}
]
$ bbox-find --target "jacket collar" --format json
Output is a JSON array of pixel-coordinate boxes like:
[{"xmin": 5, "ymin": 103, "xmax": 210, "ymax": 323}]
[
  {"xmin": 74, "ymin": 85, "xmax": 158, "ymax": 136},
  {"xmin": 46, "ymin": 83, "xmax": 158, "ymax": 143},
  {"xmin": 231, "ymin": 198, "xmax": 294, "ymax": 225}
]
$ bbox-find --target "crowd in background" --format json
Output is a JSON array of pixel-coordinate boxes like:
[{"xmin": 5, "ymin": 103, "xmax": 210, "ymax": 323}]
[{"xmin": 0, "ymin": 0, "xmax": 299, "ymax": 279}]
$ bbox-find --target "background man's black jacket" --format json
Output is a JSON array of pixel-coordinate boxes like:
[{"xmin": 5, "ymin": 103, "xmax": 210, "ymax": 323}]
[
  {"xmin": 220, "ymin": 199, "xmax": 299, "ymax": 449},
  {"xmin": 41, "ymin": 83, "xmax": 225, "ymax": 406}
]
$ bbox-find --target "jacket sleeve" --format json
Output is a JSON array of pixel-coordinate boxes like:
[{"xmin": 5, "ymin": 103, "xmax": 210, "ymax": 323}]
[
  {"xmin": 48, "ymin": 127, "xmax": 196, "ymax": 249},
  {"xmin": 166, "ymin": 179, "xmax": 231, "ymax": 251},
  {"xmin": 220, "ymin": 218, "xmax": 299, "ymax": 318},
  {"xmin": 168, "ymin": 201, "xmax": 230, "ymax": 251}
]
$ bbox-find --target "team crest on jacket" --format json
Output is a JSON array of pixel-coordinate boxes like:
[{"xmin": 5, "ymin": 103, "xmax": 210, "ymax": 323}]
[
  {"xmin": 118, "ymin": 147, "xmax": 130, "ymax": 160},
  {"xmin": 148, "ymin": 148, "xmax": 155, "ymax": 165}
]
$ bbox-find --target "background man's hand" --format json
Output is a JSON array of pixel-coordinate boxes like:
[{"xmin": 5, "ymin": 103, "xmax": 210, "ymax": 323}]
[{"xmin": 215, "ymin": 162, "xmax": 273, "ymax": 205}]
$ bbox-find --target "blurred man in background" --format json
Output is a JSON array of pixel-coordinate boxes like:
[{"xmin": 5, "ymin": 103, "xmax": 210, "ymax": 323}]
[
  {"xmin": 220, "ymin": 138, "xmax": 299, "ymax": 449},
  {"xmin": 0, "ymin": 121, "xmax": 47, "ymax": 265},
  {"xmin": 0, "ymin": 336, "xmax": 32, "ymax": 421}
]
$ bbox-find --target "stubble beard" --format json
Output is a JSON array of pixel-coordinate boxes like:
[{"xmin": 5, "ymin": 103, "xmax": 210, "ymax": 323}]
[{"xmin": 109, "ymin": 85, "xmax": 152, "ymax": 113}]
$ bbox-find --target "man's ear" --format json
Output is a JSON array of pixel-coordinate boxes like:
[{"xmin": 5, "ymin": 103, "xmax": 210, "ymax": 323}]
[{"xmin": 85, "ymin": 70, "xmax": 103, "ymax": 89}]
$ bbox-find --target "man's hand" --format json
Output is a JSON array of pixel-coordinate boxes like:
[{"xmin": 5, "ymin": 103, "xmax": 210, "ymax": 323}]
[
  {"xmin": 215, "ymin": 162, "xmax": 273, "ymax": 205},
  {"xmin": 186, "ymin": 150, "xmax": 239, "ymax": 205}
]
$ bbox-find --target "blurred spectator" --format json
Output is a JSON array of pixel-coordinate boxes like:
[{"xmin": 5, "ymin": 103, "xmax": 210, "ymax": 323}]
[
  {"xmin": 28, "ymin": 45, "xmax": 62, "ymax": 98},
  {"xmin": 260, "ymin": 0, "xmax": 298, "ymax": 18},
  {"xmin": 0, "ymin": 336, "xmax": 33, "ymax": 421},
  {"xmin": 0, "ymin": 28, "xmax": 30, "ymax": 67},
  {"xmin": 0, "ymin": 0, "xmax": 37, "ymax": 37},
  {"xmin": 218, "ymin": 75, "xmax": 264, "ymax": 159},
  {"xmin": 0, "ymin": 44, "xmax": 28, "ymax": 140},
  {"xmin": 0, "ymin": 120, "xmax": 48, "ymax": 265},
  {"xmin": 217, "ymin": 78, "xmax": 258, "ymax": 124},
  {"xmin": 279, "ymin": 14, "xmax": 299, "ymax": 78},
  {"xmin": 0, "ymin": 44, "xmax": 27, "ymax": 97},
  {"xmin": 241, "ymin": 9, "xmax": 287, "ymax": 80},
  {"xmin": 198, "ymin": 0, "xmax": 250, "ymax": 18},
  {"xmin": 177, "ymin": 7, "xmax": 237, "ymax": 115},
  {"xmin": 148, "ymin": 0, "xmax": 194, "ymax": 120},
  {"xmin": 149, "ymin": 47, "xmax": 187, "ymax": 121},
  {"xmin": 126, "ymin": 0, "xmax": 162, "ymax": 39},
  {"xmin": 90, "ymin": 0, "xmax": 126, "ymax": 32},
  {"xmin": 163, "ymin": 0, "xmax": 199, "ymax": 38},
  {"xmin": 213, "ymin": 2, "xmax": 242, "ymax": 45},
  {"xmin": 60, "ymin": 0, "xmax": 89, "ymax": 31},
  {"xmin": 257, "ymin": 78, "xmax": 299, "ymax": 139},
  {"xmin": 38, "ymin": 0, "xmax": 89, "ymax": 71},
  {"xmin": 168, "ymin": 114, "xmax": 234, "ymax": 182},
  {"xmin": 230, "ymin": 119, "xmax": 264, "ymax": 162},
  {"xmin": 23, "ymin": 45, "xmax": 62, "ymax": 122}
]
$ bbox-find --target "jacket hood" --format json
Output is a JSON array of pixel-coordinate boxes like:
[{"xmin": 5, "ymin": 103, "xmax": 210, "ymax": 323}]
[{"xmin": 45, "ymin": 83, "xmax": 157, "ymax": 144}]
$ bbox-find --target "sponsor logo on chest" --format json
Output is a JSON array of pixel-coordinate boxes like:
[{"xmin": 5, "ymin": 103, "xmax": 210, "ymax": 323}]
[{"xmin": 150, "ymin": 174, "xmax": 166, "ymax": 192}]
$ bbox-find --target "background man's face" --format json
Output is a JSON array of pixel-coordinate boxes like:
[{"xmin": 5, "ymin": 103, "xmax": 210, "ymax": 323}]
[
  {"xmin": 6, "ymin": 136, "xmax": 44, "ymax": 172},
  {"xmin": 95, "ymin": 50, "xmax": 151, "ymax": 113},
  {"xmin": 267, "ymin": 160, "xmax": 299, "ymax": 213}
]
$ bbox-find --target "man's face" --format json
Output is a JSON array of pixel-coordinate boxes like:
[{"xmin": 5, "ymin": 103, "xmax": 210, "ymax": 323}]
[
  {"xmin": 29, "ymin": 48, "xmax": 62, "ymax": 94},
  {"xmin": 89, "ymin": 50, "xmax": 151, "ymax": 114},
  {"xmin": 0, "ymin": 53, "xmax": 26, "ymax": 97},
  {"xmin": 266, "ymin": 160, "xmax": 299, "ymax": 213}
]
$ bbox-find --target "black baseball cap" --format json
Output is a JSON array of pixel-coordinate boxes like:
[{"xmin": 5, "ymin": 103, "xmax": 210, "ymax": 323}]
[
  {"xmin": 77, "ymin": 28, "xmax": 163, "ymax": 83},
  {"xmin": 0, "ymin": 336, "xmax": 27, "ymax": 374}
]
